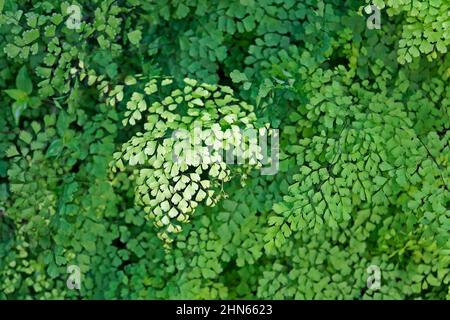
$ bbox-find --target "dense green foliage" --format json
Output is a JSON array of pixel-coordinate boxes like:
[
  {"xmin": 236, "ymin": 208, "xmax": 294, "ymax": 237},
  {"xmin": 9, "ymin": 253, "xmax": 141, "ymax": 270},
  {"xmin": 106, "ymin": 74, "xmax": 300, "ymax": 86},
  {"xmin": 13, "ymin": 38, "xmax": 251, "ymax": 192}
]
[{"xmin": 0, "ymin": 0, "xmax": 448, "ymax": 299}]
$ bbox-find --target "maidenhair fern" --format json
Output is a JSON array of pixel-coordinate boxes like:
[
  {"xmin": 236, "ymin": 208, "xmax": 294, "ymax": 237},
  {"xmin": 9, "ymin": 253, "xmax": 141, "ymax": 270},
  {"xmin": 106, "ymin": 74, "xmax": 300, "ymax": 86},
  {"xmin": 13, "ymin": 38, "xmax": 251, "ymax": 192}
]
[
  {"xmin": 111, "ymin": 77, "xmax": 274, "ymax": 245},
  {"xmin": 368, "ymin": 0, "xmax": 450, "ymax": 64},
  {"xmin": 0, "ymin": 0, "xmax": 448, "ymax": 300}
]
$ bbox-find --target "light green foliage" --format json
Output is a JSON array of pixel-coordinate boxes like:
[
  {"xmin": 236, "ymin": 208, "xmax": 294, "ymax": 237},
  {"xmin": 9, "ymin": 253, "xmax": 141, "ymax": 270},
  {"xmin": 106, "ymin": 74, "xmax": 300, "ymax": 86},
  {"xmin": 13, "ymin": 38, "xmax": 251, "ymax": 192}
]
[
  {"xmin": 0, "ymin": 0, "xmax": 449, "ymax": 300},
  {"xmin": 112, "ymin": 77, "xmax": 267, "ymax": 245},
  {"xmin": 5, "ymin": 66, "xmax": 41, "ymax": 124},
  {"xmin": 368, "ymin": 0, "xmax": 450, "ymax": 64}
]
